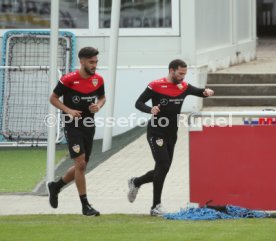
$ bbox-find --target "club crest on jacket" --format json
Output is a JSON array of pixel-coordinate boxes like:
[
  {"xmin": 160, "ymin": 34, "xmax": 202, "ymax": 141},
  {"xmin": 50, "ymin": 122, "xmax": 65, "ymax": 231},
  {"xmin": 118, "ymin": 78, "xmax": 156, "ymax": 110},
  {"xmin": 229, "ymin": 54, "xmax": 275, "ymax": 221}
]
[
  {"xmin": 156, "ymin": 138, "xmax": 163, "ymax": 147},
  {"xmin": 72, "ymin": 144, "xmax": 80, "ymax": 153}
]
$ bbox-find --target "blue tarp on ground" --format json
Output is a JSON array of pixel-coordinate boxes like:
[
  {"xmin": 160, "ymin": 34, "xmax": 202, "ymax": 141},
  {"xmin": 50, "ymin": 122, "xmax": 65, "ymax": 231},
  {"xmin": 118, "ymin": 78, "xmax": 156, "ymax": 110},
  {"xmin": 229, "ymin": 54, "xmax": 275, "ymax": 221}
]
[{"xmin": 164, "ymin": 205, "xmax": 270, "ymax": 220}]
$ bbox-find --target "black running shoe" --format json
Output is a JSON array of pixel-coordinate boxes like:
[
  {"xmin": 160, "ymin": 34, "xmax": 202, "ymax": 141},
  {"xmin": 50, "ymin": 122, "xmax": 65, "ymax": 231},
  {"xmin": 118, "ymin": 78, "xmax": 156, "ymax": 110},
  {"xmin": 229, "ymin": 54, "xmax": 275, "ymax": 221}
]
[
  {"xmin": 47, "ymin": 182, "xmax": 59, "ymax": 209},
  {"xmin": 82, "ymin": 204, "xmax": 100, "ymax": 216}
]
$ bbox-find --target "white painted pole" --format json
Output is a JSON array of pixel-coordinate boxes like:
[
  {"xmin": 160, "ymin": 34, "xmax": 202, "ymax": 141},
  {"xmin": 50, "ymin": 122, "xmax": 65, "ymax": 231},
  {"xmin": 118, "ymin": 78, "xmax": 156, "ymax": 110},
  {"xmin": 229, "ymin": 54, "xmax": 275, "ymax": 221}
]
[
  {"xmin": 251, "ymin": 0, "xmax": 257, "ymax": 41},
  {"xmin": 180, "ymin": 0, "xmax": 196, "ymax": 63},
  {"xmin": 102, "ymin": 1, "xmax": 121, "ymax": 152},
  {"xmin": 46, "ymin": 0, "xmax": 59, "ymax": 183}
]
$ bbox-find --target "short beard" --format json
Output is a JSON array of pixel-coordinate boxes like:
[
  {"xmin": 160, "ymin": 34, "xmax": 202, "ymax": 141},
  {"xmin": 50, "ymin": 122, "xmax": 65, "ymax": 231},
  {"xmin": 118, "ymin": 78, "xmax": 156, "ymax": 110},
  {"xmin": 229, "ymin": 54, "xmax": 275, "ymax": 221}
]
[
  {"xmin": 84, "ymin": 67, "xmax": 95, "ymax": 76},
  {"xmin": 172, "ymin": 78, "xmax": 182, "ymax": 84}
]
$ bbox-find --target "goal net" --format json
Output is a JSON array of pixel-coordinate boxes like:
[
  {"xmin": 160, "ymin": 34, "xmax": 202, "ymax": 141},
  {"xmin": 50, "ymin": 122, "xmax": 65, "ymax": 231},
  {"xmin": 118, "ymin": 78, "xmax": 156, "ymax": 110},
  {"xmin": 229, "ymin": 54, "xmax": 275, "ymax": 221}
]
[{"xmin": 0, "ymin": 30, "xmax": 75, "ymax": 146}]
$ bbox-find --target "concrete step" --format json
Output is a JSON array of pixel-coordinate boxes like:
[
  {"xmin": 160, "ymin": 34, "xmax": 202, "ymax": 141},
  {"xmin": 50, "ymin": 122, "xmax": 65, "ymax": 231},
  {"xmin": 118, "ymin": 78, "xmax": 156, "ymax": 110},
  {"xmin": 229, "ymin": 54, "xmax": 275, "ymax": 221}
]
[
  {"xmin": 208, "ymin": 73, "xmax": 276, "ymax": 84},
  {"xmin": 204, "ymin": 96, "xmax": 276, "ymax": 106},
  {"xmin": 206, "ymin": 84, "xmax": 276, "ymax": 96}
]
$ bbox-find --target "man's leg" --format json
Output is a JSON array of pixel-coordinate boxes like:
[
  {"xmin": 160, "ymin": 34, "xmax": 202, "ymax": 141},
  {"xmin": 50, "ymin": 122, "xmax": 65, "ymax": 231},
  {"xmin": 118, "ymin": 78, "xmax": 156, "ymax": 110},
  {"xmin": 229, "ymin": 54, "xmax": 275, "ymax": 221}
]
[
  {"xmin": 127, "ymin": 169, "xmax": 154, "ymax": 202},
  {"xmin": 127, "ymin": 132, "xmax": 159, "ymax": 203},
  {"xmin": 73, "ymin": 153, "xmax": 99, "ymax": 216},
  {"xmin": 47, "ymin": 167, "xmax": 73, "ymax": 209},
  {"xmin": 62, "ymin": 166, "xmax": 75, "ymax": 183},
  {"xmin": 147, "ymin": 135, "xmax": 173, "ymax": 216},
  {"xmin": 133, "ymin": 170, "xmax": 154, "ymax": 187},
  {"xmin": 48, "ymin": 128, "xmax": 98, "ymax": 215},
  {"xmin": 127, "ymin": 136, "xmax": 155, "ymax": 204},
  {"xmin": 47, "ymin": 127, "xmax": 81, "ymax": 209},
  {"xmin": 127, "ymin": 134, "xmax": 172, "ymax": 208},
  {"xmin": 76, "ymin": 128, "xmax": 99, "ymax": 216},
  {"xmin": 73, "ymin": 153, "xmax": 87, "ymax": 195}
]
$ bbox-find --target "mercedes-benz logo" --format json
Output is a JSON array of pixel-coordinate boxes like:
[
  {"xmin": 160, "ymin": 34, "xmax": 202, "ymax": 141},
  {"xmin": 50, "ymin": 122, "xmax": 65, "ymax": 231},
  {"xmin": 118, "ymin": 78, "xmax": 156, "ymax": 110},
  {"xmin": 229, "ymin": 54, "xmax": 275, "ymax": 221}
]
[
  {"xmin": 160, "ymin": 98, "xmax": 168, "ymax": 106},
  {"xmin": 72, "ymin": 96, "xmax": 80, "ymax": 104}
]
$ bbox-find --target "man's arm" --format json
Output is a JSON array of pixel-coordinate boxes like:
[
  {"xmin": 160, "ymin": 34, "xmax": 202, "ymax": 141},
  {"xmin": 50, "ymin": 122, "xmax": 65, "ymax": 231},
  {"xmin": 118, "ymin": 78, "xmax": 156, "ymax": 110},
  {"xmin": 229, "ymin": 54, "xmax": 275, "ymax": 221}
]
[
  {"xmin": 135, "ymin": 87, "xmax": 160, "ymax": 115},
  {"xmin": 49, "ymin": 93, "xmax": 82, "ymax": 118},
  {"xmin": 203, "ymin": 88, "xmax": 214, "ymax": 97},
  {"xmin": 187, "ymin": 84, "xmax": 214, "ymax": 97},
  {"xmin": 89, "ymin": 95, "xmax": 106, "ymax": 113}
]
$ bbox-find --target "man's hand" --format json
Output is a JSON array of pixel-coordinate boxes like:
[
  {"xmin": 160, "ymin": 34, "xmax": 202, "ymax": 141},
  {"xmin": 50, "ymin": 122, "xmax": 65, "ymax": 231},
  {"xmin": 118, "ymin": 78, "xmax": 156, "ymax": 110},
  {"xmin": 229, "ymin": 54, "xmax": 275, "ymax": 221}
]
[
  {"xmin": 151, "ymin": 104, "xmax": 160, "ymax": 115},
  {"xmin": 89, "ymin": 103, "xmax": 100, "ymax": 113},
  {"xmin": 67, "ymin": 109, "xmax": 82, "ymax": 118},
  {"xmin": 203, "ymin": 88, "xmax": 214, "ymax": 97}
]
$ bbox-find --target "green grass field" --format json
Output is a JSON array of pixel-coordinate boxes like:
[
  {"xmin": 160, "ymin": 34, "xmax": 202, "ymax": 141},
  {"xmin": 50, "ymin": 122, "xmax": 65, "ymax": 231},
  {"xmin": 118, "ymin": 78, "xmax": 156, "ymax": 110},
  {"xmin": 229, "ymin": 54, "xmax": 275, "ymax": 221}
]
[
  {"xmin": 1, "ymin": 149, "xmax": 276, "ymax": 241},
  {"xmin": 0, "ymin": 214, "xmax": 275, "ymax": 241},
  {"xmin": 0, "ymin": 147, "xmax": 68, "ymax": 192}
]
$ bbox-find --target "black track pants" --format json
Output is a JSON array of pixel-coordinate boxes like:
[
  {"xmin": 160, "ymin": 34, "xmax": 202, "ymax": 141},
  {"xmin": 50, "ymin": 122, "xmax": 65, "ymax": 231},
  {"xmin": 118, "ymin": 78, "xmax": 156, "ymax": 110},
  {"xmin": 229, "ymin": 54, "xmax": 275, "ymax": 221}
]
[{"xmin": 135, "ymin": 133, "xmax": 176, "ymax": 207}]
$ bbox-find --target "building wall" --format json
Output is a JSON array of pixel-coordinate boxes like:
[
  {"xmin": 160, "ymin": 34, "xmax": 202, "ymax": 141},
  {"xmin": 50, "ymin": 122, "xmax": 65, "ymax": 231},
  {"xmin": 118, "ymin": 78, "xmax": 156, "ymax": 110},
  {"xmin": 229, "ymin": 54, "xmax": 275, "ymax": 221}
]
[
  {"xmin": 0, "ymin": 0, "xmax": 257, "ymax": 139},
  {"xmin": 196, "ymin": 0, "xmax": 232, "ymax": 51},
  {"xmin": 193, "ymin": 0, "xmax": 256, "ymax": 70},
  {"xmin": 74, "ymin": 36, "xmax": 182, "ymax": 67},
  {"xmin": 0, "ymin": 0, "xmax": 257, "ymax": 70},
  {"xmin": 72, "ymin": 0, "xmax": 256, "ymax": 66}
]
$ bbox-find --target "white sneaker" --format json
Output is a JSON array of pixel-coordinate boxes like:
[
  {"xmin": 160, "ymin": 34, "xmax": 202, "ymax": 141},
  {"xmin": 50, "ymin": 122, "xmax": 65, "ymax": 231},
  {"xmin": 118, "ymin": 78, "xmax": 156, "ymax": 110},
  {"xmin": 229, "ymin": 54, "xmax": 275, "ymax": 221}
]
[
  {"xmin": 150, "ymin": 204, "xmax": 167, "ymax": 216},
  {"xmin": 127, "ymin": 177, "xmax": 140, "ymax": 203}
]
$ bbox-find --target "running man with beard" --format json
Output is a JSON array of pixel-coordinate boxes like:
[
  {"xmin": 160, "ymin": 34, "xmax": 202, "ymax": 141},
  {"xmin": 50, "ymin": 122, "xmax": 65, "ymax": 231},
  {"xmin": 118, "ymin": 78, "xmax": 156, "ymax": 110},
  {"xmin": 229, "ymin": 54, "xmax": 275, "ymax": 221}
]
[
  {"xmin": 48, "ymin": 47, "xmax": 106, "ymax": 216},
  {"xmin": 127, "ymin": 59, "xmax": 214, "ymax": 216}
]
